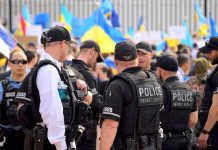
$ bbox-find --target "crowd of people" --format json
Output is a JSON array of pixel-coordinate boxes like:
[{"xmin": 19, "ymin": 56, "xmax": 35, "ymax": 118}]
[{"xmin": 0, "ymin": 25, "xmax": 217, "ymax": 150}]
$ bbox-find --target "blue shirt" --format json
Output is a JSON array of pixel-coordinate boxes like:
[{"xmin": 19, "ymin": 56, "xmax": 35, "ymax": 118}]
[{"xmin": 0, "ymin": 76, "xmax": 22, "ymax": 102}]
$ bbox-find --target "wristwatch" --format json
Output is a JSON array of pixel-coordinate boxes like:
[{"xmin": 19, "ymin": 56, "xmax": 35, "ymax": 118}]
[{"xmin": 201, "ymin": 129, "xmax": 210, "ymax": 134}]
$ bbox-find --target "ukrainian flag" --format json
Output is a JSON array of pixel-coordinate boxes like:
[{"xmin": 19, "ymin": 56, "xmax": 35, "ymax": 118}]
[
  {"xmin": 194, "ymin": 0, "xmax": 208, "ymax": 36},
  {"xmin": 181, "ymin": 20, "xmax": 193, "ymax": 47},
  {"xmin": 74, "ymin": 9, "xmax": 126, "ymax": 53},
  {"xmin": 100, "ymin": 0, "xmax": 112, "ymax": 18},
  {"xmin": 137, "ymin": 16, "xmax": 145, "ymax": 32},
  {"xmin": 60, "ymin": 5, "xmax": 72, "ymax": 33},
  {"xmin": 209, "ymin": 15, "xmax": 218, "ymax": 37}
]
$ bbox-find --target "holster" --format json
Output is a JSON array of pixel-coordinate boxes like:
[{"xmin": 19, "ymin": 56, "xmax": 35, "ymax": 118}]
[
  {"xmin": 32, "ymin": 125, "xmax": 46, "ymax": 150},
  {"xmin": 124, "ymin": 137, "xmax": 137, "ymax": 150},
  {"xmin": 138, "ymin": 135, "xmax": 156, "ymax": 150},
  {"xmin": 23, "ymin": 129, "xmax": 34, "ymax": 150}
]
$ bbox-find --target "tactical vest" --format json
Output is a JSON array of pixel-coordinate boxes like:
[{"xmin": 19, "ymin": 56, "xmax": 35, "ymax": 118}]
[
  {"xmin": 201, "ymin": 66, "xmax": 218, "ymax": 110},
  {"xmin": 110, "ymin": 70, "xmax": 163, "ymax": 136},
  {"xmin": 146, "ymin": 70, "xmax": 162, "ymax": 84},
  {"xmin": 161, "ymin": 80, "xmax": 194, "ymax": 131},
  {"xmin": 16, "ymin": 60, "xmax": 84, "ymax": 129},
  {"xmin": 1, "ymin": 78, "xmax": 20, "ymax": 125}
]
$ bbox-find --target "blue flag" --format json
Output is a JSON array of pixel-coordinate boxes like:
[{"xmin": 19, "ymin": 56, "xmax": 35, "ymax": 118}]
[
  {"xmin": 111, "ymin": 6, "xmax": 120, "ymax": 28},
  {"xmin": 34, "ymin": 13, "xmax": 50, "ymax": 29},
  {"xmin": 209, "ymin": 15, "xmax": 218, "ymax": 37},
  {"xmin": 181, "ymin": 20, "xmax": 193, "ymax": 47}
]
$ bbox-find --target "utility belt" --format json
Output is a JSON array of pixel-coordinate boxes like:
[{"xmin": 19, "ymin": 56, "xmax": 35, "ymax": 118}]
[
  {"xmin": 24, "ymin": 123, "xmax": 84, "ymax": 150},
  {"xmin": 0, "ymin": 124, "xmax": 24, "ymax": 147},
  {"xmin": 113, "ymin": 134, "xmax": 160, "ymax": 150},
  {"xmin": 24, "ymin": 122, "xmax": 88, "ymax": 149},
  {"xmin": 162, "ymin": 130, "xmax": 189, "ymax": 142}
]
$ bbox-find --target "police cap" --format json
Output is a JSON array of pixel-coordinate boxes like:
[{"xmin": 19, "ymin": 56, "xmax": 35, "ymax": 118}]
[
  {"xmin": 80, "ymin": 40, "xmax": 104, "ymax": 62},
  {"xmin": 136, "ymin": 41, "xmax": 152, "ymax": 53},
  {"xmin": 40, "ymin": 26, "xmax": 73, "ymax": 44},
  {"xmin": 199, "ymin": 36, "xmax": 218, "ymax": 53},
  {"xmin": 114, "ymin": 41, "xmax": 137, "ymax": 61},
  {"xmin": 157, "ymin": 55, "xmax": 178, "ymax": 72}
]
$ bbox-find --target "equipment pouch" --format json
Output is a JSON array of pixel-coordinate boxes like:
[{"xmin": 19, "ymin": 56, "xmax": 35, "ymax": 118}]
[
  {"xmin": 33, "ymin": 126, "xmax": 46, "ymax": 150},
  {"xmin": 139, "ymin": 135, "xmax": 156, "ymax": 150},
  {"xmin": 124, "ymin": 138, "xmax": 137, "ymax": 150}
]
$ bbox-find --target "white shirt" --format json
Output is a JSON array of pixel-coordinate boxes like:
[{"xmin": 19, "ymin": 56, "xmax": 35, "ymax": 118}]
[
  {"xmin": 36, "ymin": 52, "xmax": 67, "ymax": 150},
  {"xmin": 191, "ymin": 48, "xmax": 198, "ymax": 59},
  {"xmin": 177, "ymin": 67, "xmax": 185, "ymax": 83}
]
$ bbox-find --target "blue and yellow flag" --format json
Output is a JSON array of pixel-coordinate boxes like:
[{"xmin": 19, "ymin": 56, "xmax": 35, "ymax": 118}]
[
  {"xmin": 110, "ymin": 6, "xmax": 120, "ymax": 28},
  {"xmin": 209, "ymin": 15, "xmax": 218, "ymax": 37},
  {"xmin": 194, "ymin": 0, "xmax": 208, "ymax": 36},
  {"xmin": 181, "ymin": 20, "xmax": 193, "ymax": 47},
  {"xmin": 100, "ymin": 0, "xmax": 112, "ymax": 17},
  {"xmin": 74, "ymin": 9, "xmax": 126, "ymax": 53},
  {"xmin": 137, "ymin": 16, "xmax": 145, "ymax": 32},
  {"xmin": 60, "ymin": 5, "xmax": 72, "ymax": 32}
]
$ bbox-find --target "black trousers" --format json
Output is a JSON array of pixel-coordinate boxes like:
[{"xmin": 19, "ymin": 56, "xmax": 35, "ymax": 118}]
[
  {"xmin": 162, "ymin": 136, "xmax": 191, "ymax": 150},
  {"xmin": 207, "ymin": 124, "xmax": 218, "ymax": 148}
]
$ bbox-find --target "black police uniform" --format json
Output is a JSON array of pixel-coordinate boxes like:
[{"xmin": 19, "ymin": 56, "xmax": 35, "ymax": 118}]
[
  {"xmin": 161, "ymin": 76, "xmax": 197, "ymax": 150},
  {"xmin": 71, "ymin": 59, "xmax": 102, "ymax": 150},
  {"xmin": 0, "ymin": 77, "xmax": 25, "ymax": 150},
  {"xmin": 102, "ymin": 66, "xmax": 163, "ymax": 150},
  {"xmin": 199, "ymin": 65, "xmax": 218, "ymax": 147}
]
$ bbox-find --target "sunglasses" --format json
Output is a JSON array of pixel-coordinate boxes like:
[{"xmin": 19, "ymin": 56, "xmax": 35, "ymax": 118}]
[
  {"xmin": 205, "ymin": 41, "xmax": 218, "ymax": 49},
  {"xmin": 10, "ymin": 59, "xmax": 28, "ymax": 65},
  {"xmin": 65, "ymin": 41, "xmax": 77, "ymax": 52}
]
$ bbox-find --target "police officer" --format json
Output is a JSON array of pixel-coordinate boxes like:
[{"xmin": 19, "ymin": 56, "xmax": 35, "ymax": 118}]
[
  {"xmin": 136, "ymin": 41, "xmax": 154, "ymax": 71},
  {"xmin": 156, "ymin": 55, "xmax": 198, "ymax": 150},
  {"xmin": 19, "ymin": 26, "xmax": 92, "ymax": 150},
  {"xmin": 136, "ymin": 41, "xmax": 161, "ymax": 83},
  {"xmin": 0, "ymin": 49, "xmax": 27, "ymax": 150},
  {"xmin": 100, "ymin": 41, "xmax": 163, "ymax": 150},
  {"xmin": 71, "ymin": 40, "xmax": 104, "ymax": 150},
  {"xmin": 198, "ymin": 36, "xmax": 218, "ymax": 149}
]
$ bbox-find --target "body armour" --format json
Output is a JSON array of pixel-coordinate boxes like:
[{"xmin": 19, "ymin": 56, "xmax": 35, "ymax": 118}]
[
  {"xmin": 201, "ymin": 66, "xmax": 218, "ymax": 110},
  {"xmin": 16, "ymin": 60, "xmax": 84, "ymax": 129},
  {"xmin": 109, "ymin": 70, "xmax": 163, "ymax": 136},
  {"xmin": 161, "ymin": 80, "xmax": 194, "ymax": 131},
  {"xmin": 1, "ymin": 78, "xmax": 20, "ymax": 125}
]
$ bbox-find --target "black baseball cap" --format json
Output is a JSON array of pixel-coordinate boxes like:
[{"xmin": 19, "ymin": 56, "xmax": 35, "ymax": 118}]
[
  {"xmin": 114, "ymin": 41, "xmax": 137, "ymax": 61},
  {"xmin": 136, "ymin": 41, "xmax": 152, "ymax": 53},
  {"xmin": 157, "ymin": 54, "xmax": 178, "ymax": 72},
  {"xmin": 199, "ymin": 36, "xmax": 218, "ymax": 53},
  {"xmin": 40, "ymin": 26, "xmax": 72, "ymax": 44},
  {"xmin": 80, "ymin": 40, "xmax": 104, "ymax": 62}
]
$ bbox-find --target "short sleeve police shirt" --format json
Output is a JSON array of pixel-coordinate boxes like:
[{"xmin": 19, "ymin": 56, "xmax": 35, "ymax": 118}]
[
  {"xmin": 212, "ymin": 71, "xmax": 218, "ymax": 94},
  {"xmin": 101, "ymin": 68, "xmax": 139, "ymax": 122}
]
